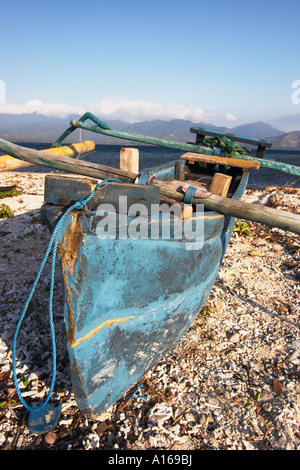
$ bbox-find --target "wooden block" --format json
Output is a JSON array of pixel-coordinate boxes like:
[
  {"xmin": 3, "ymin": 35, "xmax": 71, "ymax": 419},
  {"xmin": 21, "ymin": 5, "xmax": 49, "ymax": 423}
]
[
  {"xmin": 44, "ymin": 175, "xmax": 98, "ymax": 206},
  {"xmin": 209, "ymin": 173, "xmax": 232, "ymax": 197},
  {"xmin": 120, "ymin": 148, "xmax": 139, "ymax": 174},
  {"xmin": 180, "ymin": 152, "xmax": 260, "ymax": 170},
  {"xmin": 44, "ymin": 174, "xmax": 161, "ymax": 212},
  {"xmin": 181, "ymin": 204, "xmax": 193, "ymax": 219},
  {"xmin": 174, "ymin": 161, "xmax": 185, "ymax": 181}
]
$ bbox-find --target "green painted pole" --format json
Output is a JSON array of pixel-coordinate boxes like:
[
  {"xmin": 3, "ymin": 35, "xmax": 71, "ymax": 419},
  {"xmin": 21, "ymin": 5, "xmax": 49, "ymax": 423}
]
[
  {"xmin": 70, "ymin": 119, "xmax": 217, "ymax": 156},
  {"xmin": 70, "ymin": 119, "xmax": 300, "ymax": 178},
  {"xmin": 51, "ymin": 112, "xmax": 300, "ymax": 177},
  {"xmin": 233, "ymin": 153, "xmax": 300, "ymax": 177}
]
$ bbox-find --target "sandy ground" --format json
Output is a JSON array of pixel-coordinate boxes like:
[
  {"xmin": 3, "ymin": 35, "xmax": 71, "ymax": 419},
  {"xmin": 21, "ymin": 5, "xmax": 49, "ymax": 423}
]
[{"xmin": 0, "ymin": 169, "xmax": 299, "ymax": 451}]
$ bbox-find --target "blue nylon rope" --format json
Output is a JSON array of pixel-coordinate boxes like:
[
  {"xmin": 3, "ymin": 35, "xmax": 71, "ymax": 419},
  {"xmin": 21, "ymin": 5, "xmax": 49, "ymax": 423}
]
[{"xmin": 12, "ymin": 178, "xmax": 121, "ymax": 413}]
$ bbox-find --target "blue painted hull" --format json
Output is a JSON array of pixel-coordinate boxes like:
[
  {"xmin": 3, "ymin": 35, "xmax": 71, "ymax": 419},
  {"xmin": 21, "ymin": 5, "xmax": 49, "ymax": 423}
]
[{"xmin": 43, "ymin": 170, "xmax": 248, "ymax": 418}]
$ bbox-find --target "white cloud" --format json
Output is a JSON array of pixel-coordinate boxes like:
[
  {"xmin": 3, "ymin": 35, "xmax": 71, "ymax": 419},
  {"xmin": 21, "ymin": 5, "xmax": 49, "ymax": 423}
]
[
  {"xmin": 89, "ymin": 97, "xmax": 238, "ymax": 124},
  {"xmin": 268, "ymin": 113, "xmax": 300, "ymax": 133},
  {"xmin": 0, "ymin": 97, "xmax": 238, "ymax": 125},
  {"xmin": 0, "ymin": 99, "xmax": 85, "ymax": 118}
]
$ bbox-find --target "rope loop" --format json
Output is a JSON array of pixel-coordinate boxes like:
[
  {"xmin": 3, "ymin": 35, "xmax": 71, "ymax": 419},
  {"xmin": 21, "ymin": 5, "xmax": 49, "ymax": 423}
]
[
  {"xmin": 12, "ymin": 178, "xmax": 121, "ymax": 413},
  {"xmin": 137, "ymin": 173, "xmax": 156, "ymax": 185},
  {"xmin": 51, "ymin": 144, "xmax": 68, "ymax": 156}
]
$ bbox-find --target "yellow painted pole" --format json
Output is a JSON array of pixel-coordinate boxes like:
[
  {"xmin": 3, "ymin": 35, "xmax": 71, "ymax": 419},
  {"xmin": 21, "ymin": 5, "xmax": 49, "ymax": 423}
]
[{"xmin": 0, "ymin": 140, "xmax": 95, "ymax": 171}]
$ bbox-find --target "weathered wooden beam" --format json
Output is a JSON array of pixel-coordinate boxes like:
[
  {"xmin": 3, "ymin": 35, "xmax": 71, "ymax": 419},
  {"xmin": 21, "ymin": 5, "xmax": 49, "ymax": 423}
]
[
  {"xmin": 0, "ymin": 138, "xmax": 137, "ymax": 183},
  {"xmin": 0, "ymin": 138, "xmax": 299, "ymax": 235},
  {"xmin": 201, "ymin": 192, "xmax": 300, "ymax": 234},
  {"xmin": 151, "ymin": 179, "xmax": 300, "ymax": 235}
]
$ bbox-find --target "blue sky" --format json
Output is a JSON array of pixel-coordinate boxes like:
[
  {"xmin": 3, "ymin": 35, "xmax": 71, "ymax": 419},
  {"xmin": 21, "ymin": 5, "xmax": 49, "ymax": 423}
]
[{"xmin": 1, "ymin": 0, "xmax": 300, "ymax": 131}]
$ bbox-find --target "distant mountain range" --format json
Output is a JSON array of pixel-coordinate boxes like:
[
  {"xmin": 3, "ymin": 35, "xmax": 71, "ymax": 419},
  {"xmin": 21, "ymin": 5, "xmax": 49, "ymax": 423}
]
[
  {"xmin": 0, "ymin": 113, "xmax": 300, "ymax": 150},
  {"xmin": 266, "ymin": 131, "xmax": 300, "ymax": 150}
]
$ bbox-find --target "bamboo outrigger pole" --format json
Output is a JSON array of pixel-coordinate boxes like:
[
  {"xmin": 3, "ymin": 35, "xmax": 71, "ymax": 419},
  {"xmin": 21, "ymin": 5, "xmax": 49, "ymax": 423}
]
[
  {"xmin": 0, "ymin": 138, "xmax": 137, "ymax": 183},
  {"xmin": 0, "ymin": 140, "xmax": 95, "ymax": 171},
  {"xmin": 0, "ymin": 138, "xmax": 299, "ymax": 235}
]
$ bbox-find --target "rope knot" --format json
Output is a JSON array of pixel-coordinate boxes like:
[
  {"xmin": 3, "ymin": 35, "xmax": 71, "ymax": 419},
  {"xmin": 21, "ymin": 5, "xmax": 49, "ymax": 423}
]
[{"xmin": 76, "ymin": 198, "xmax": 87, "ymax": 209}]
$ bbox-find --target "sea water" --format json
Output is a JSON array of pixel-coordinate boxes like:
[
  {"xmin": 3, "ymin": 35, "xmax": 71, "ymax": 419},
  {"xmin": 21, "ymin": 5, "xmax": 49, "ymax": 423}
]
[{"xmin": 8, "ymin": 142, "xmax": 300, "ymax": 175}]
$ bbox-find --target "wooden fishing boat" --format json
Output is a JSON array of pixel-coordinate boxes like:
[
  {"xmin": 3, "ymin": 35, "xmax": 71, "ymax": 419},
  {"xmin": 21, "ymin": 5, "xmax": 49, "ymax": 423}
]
[
  {"xmin": 41, "ymin": 161, "xmax": 249, "ymax": 418},
  {"xmin": 0, "ymin": 113, "xmax": 299, "ymax": 426}
]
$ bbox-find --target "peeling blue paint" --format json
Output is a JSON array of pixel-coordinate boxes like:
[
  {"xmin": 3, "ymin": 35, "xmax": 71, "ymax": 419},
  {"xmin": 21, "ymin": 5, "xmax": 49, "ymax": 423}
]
[{"xmin": 42, "ymin": 169, "xmax": 248, "ymax": 418}]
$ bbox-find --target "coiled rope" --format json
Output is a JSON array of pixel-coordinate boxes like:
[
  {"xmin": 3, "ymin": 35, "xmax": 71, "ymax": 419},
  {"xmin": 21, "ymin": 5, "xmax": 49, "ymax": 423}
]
[{"xmin": 12, "ymin": 178, "xmax": 121, "ymax": 413}]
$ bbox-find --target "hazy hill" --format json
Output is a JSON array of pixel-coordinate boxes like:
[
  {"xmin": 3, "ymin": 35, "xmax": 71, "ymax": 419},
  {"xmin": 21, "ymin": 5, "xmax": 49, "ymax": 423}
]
[
  {"xmin": 0, "ymin": 113, "xmax": 71, "ymax": 143},
  {"xmin": 230, "ymin": 121, "xmax": 283, "ymax": 139},
  {"xmin": 265, "ymin": 131, "xmax": 300, "ymax": 150},
  {"xmin": 121, "ymin": 119, "xmax": 230, "ymax": 143},
  {"xmin": 0, "ymin": 113, "xmax": 299, "ymax": 149},
  {"xmin": 0, "ymin": 114, "xmax": 231, "ymax": 144}
]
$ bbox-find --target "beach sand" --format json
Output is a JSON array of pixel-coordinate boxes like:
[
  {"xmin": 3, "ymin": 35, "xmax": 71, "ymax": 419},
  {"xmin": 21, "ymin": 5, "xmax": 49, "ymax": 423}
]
[{"xmin": 0, "ymin": 169, "xmax": 299, "ymax": 450}]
